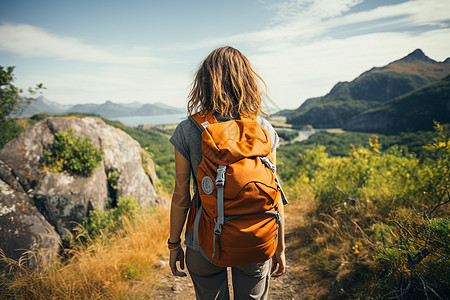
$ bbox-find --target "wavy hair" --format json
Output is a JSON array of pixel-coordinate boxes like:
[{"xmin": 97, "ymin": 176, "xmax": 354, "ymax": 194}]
[{"xmin": 187, "ymin": 46, "xmax": 267, "ymax": 118}]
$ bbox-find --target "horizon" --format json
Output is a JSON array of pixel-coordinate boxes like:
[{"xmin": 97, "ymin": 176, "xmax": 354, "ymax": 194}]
[{"xmin": 1, "ymin": 0, "xmax": 450, "ymax": 110}]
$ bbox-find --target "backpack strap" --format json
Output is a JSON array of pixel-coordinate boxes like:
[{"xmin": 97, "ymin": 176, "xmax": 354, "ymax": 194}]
[
  {"xmin": 213, "ymin": 165, "xmax": 227, "ymax": 259},
  {"xmin": 260, "ymin": 157, "xmax": 289, "ymax": 205},
  {"xmin": 189, "ymin": 112, "xmax": 219, "ymax": 131}
]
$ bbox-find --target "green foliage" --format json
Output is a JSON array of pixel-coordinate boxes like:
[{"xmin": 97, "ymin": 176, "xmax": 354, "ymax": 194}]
[
  {"xmin": 277, "ymin": 129, "xmax": 299, "ymax": 142},
  {"xmin": 278, "ymin": 129, "xmax": 439, "ymax": 160},
  {"xmin": 43, "ymin": 128, "xmax": 103, "ymax": 177},
  {"xmin": 0, "ymin": 66, "xmax": 45, "ymax": 148},
  {"xmin": 78, "ymin": 196, "xmax": 142, "ymax": 239},
  {"xmin": 281, "ymin": 124, "xmax": 449, "ymax": 298},
  {"xmin": 107, "ymin": 170, "xmax": 119, "ymax": 190},
  {"xmin": 0, "ymin": 119, "xmax": 24, "ymax": 148},
  {"xmin": 0, "ymin": 66, "xmax": 22, "ymax": 120}
]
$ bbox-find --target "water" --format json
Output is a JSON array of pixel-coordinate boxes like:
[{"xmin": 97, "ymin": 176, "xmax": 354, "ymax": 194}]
[
  {"xmin": 112, "ymin": 113, "xmax": 187, "ymax": 127},
  {"xmin": 274, "ymin": 127, "xmax": 316, "ymax": 142}
]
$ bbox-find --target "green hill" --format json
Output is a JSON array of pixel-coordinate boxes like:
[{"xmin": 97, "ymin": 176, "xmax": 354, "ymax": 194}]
[
  {"xmin": 279, "ymin": 49, "xmax": 450, "ymax": 129},
  {"xmin": 343, "ymin": 75, "xmax": 450, "ymax": 132}
]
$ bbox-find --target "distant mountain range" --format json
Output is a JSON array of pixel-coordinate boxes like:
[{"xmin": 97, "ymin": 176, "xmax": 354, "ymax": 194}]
[
  {"xmin": 13, "ymin": 98, "xmax": 185, "ymax": 119},
  {"xmin": 276, "ymin": 49, "xmax": 450, "ymax": 132}
]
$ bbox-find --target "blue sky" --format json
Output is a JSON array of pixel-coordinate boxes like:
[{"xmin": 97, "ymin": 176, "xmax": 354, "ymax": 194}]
[{"xmin": 1, "ymin": 0, "xmax": 449, "ymax": 110}]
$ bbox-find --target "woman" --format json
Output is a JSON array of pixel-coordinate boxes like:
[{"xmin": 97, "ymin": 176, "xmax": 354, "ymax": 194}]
[{"xmin": 168, "ymin": 46, "xmax": 286, "ymax": 299}]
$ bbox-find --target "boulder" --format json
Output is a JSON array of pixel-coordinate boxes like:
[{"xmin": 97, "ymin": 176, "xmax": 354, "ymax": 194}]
[
  {"xmin": 0, "ymin": 177, "xmax": 59, "ymax": 270},
  {"xmin": 43, "ymin": 117, "xmax": 161, "ymax": 206},
  {"xmin": 0, "ymin": 116, "xmax": 165, "ymax": 269},
  {"xmin": 33, "ymin": 164, "xmax": 108, "ymax": 235}
]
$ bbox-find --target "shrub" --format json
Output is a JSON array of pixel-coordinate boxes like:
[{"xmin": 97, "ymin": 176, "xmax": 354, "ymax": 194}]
[
  {"xmin": 78, "ymin": 196, "xmax": 143, "ymax": 240},
  {"xmin": 43, "ymin": 128, "xmax": 103, "ymax": 177},
  {"xmin": 281, "ymin": 124, "xmax": 449, "ymax": 299}
]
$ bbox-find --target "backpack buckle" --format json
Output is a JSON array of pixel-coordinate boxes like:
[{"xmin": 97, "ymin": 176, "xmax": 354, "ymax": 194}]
[
  {"xmin": 216, "ymin": 165, "xmax": 226, "ymax": 187},
  {"xmin": 260, "ymin": 157, "xmax": 276, "ymax": 173},
  {"xmin": 214, "ymin": 219, "xmax": 223, "ymax": 235}
]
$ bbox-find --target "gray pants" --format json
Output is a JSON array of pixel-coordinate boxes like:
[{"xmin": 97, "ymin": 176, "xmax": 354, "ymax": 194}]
[{"xmin": 185, "ymin": 248, "xmax": 271, "ymax": 300}]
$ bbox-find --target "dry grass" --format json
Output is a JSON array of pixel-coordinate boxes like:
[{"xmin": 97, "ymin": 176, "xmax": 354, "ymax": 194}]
[
  {"xmin": 285, "ymin": 185, "xmax": 379, "ymax": 299},
  {"xmin": 1, "ymin": 208, "xmax": 170, "ymax": 300}
]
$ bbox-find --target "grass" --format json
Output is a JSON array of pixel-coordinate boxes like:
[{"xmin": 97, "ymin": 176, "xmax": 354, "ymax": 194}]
[{"xmin": 0, "ymin": 208, "xmax": 170, "ymax": 300}]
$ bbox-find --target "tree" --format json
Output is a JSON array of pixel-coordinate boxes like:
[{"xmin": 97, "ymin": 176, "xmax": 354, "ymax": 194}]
[{"xmin": 0, "ymin": 65, "xmax": 45, "ymax": 148}]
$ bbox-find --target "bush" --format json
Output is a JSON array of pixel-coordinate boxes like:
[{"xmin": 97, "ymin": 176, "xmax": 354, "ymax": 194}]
[
  {"xmin": 0, "ymin": 119, "xmax": 24, "ymax": 149},
  {"xmin": 281, "ymin": 124, "xmax": 449, "ymax": 299},
  {"xmin": 277, "ymin": 129, "xmax": 300, "ymax": 142},
  {"xmin": 43, "ymin": 128, "xmax": 103, "ymax": 177},
  {"xmin": 78, "ymin": 196, "xmax": 143, "ymax": 240}
]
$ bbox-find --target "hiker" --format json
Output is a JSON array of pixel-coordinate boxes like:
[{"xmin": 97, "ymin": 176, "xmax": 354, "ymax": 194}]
[{"xmin": 168, "ymin": 46, "xmax": 286, "ymax": 300}]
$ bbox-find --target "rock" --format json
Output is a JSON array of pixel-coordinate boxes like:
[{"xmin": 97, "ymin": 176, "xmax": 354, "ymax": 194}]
[
  {"xmin": 0, "ymin": 160, "xmax": 25, "ymax": 193},
  {"xmin": 43, "ymin": 117, "xmax": 160, "ymax": 207},
  {"xmin": 0, "ymin": 116, "xmax": 165, "ymax": 270},
  {"xmin": 0, "ymin": 119, "xmax": 54, "ymax": 192},
  {"xmin": 33, "ymin": 165, "xmax": 108, "ymax": 235},
  {"xmin": 0, "ymin": 178, "xmax": 60, "ymax": 270}
]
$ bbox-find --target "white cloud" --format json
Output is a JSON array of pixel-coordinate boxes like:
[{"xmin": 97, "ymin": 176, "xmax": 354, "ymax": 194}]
[
  {"xmin": 0, "ymin": 23, "xmax": 159, "ymax": 64},
  {"xmin": 251, "ymin": 28, "xmax": 450, "ymax": 109},
  {"xmin": 3, "ymin": 0, "xmax": 449, "ymax": 110}
]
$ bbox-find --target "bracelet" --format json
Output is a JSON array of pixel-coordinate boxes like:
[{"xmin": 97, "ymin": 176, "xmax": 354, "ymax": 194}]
[
  {"xmin": 168, "ymin": 239, "xmax": 181, "ymax": 251},
  {"xmin": 169, "ymin": 243, "xmax": 181, "ymax": 251}
]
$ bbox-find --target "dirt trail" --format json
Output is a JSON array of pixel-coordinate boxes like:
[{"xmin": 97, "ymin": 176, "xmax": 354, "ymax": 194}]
[{"xmin": 153, "ymin": 207, "xmax": 308, "ymax": 299}]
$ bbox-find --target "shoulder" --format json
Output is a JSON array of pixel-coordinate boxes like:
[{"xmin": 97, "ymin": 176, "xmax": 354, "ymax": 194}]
[
  {"xmin": 257, "ymin": 116, "xmax": 277, "ymax": 135},
  {"xmin": 257, "ymin": 116, "xmax": 279, "ymax": 150}
]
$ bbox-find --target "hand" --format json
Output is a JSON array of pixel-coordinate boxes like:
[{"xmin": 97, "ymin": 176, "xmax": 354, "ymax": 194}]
[
  {"xmin": 271, "ymin": 247, "xmax": 286, "ymax": 278},
  {"xmin": 169, "ymin": 247, "xmax": 187, "ymax": 277}
]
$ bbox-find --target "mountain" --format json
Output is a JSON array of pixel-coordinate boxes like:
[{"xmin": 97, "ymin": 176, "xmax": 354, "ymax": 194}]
[
  {"xmin": 14, "ymin": 98, "xmax": 185, "ymax": 119},
  {"xmin": 278, "ymin": 49, "xmax": 450, "ymax": 129},
  {"xmin": 133, "ymin": 103, "xmax": 184, "ymax": 116},
  {"xmin": 343, "ymin": 75, "xmax": 450, "ymax": 132},
  {"xmin": 95, "ymin": 100, "xmax": 133, "ymax": 118},
  {"xmin": 118, "ymin": 101, "xmax": 144, "ymax": 109},
  {"xmin": 11, "ymin": 96, "xmax": 71, "ymax": 117}
]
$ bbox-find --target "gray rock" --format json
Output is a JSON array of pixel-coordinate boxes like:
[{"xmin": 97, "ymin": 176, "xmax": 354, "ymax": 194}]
[
  {"xmin": 0, "ymin": 116, "xmax": 164, "ymax": 270},
  {"xmin": 34, "ymin": 165, "xmax": 108, "ymax": 235},
  {"xmin": 0, "ymin": 119, "xmax": 54, "ymax": 192},
  {"xmin": 0, "ymin": 179, "xmax": 59, "ymax": 270},
  {"xmin": 43, "ymin": 117, "xmax": 160, "ymax": 207}
]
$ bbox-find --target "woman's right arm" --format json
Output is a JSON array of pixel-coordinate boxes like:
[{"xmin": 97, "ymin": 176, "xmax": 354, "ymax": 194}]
[{"xmin": 169, "ymin": 148, "xmax": 191, "ymax": 277}]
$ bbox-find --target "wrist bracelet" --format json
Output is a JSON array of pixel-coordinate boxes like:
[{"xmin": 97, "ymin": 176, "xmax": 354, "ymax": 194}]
[
  {"xmin": 168, "ymin": 238, "xmax": 181, "ymax": 251},
  {"xmin": 168, "ymin": 243, "xmax": 181, "ymax": 251}
]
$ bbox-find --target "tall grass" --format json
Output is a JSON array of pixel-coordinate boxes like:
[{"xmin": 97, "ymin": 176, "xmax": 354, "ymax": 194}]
[{"xmin": 0, "ymin": 207, "xmax": 169, "ymax": 300}]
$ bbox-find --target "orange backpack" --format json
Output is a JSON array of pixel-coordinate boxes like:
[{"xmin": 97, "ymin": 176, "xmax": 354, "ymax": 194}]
[{"xmin": 186, "ymin": 113, "xmax": 288, "ymax": 267}]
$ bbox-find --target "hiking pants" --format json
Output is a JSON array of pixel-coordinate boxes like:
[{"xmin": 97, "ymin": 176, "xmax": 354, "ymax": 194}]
[{"xmin": 185, "ymin": 248, "xmax": 271, "ymax": 300}]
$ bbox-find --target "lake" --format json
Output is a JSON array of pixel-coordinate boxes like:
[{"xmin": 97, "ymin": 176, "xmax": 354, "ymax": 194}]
[{"xmin": 112, "ymin": 113, "xmax": 187, "ymax": 127}]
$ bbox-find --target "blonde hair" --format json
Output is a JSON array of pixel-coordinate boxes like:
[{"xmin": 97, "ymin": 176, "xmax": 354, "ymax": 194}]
[{"xmin": 187, "ymin": 46, "xmax": 267, "ymax": 118}]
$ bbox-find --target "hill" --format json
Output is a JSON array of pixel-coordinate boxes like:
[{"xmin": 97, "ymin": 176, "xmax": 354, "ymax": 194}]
[
  {"xmin": 278, "ymin": 49, "xmax": 450, "ymax": 129},
  {"xmin": 343, "ymin": 75, "xmax": 450, "ymax": 132}
]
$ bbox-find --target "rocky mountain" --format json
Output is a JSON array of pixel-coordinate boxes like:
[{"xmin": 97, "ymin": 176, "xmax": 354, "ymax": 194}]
[
  {"xmin": 0, "ymin": 116, "xmax": 165, "ymax": 270},
  {"xmin": 11, "ymin": 95, "xmax": 71, "ymax": 117},
  {"xmin": 278, "ymin": 49, "xmax": 450, "ymax": 130},
  {"xmin": 14, "ymin": 98, "xmax": 185, "ymax": 118},
  {"xmin": 343, "ymin": 75, "xmax": 450, "ymax": 132}
]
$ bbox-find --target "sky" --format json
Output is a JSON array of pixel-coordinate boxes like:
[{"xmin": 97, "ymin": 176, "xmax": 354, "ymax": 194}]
[{"xmin": 1, "ymin": 0, "xmax": 450, "ymax": 110}]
